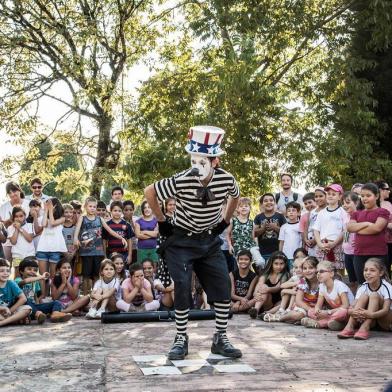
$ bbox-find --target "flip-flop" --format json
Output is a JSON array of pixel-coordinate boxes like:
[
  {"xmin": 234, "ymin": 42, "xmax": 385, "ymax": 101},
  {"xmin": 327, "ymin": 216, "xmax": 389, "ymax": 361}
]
[
  {"xmin": 337, "ymin": 329, "xmax": 355, "ymax": 339},
  {"xmin": 354, "ymin": 330, "xmax": 369, "ymax": 340}
]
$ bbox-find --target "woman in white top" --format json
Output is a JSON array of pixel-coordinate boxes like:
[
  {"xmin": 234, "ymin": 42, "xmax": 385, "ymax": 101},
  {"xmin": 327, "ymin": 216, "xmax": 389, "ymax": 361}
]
[
  {"xmin": 0, "ymin": 182, "xmax": 30, "ymax": 261},
  {"xmin": 36, "ymin": 198, "xmax": 67, "ymax": 296}
]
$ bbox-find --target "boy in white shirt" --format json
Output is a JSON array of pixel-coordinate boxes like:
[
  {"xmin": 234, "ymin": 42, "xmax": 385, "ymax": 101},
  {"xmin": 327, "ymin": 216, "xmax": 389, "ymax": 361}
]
[{"xmin": 279, "ymin": 201, "xmax": 302, "ymax": 269}]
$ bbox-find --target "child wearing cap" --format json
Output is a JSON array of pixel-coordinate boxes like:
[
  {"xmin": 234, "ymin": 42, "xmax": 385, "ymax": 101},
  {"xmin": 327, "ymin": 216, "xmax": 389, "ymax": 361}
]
[{"xmin": 313, "ymin": 184, "xmax": 345, "ymax": 271}]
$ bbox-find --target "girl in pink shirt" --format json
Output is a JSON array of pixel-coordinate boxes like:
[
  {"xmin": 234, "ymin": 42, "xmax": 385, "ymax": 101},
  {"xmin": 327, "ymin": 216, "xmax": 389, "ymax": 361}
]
[{"xmin": 116, "ymin": 264, "xmax": 159, "ymax": 312}]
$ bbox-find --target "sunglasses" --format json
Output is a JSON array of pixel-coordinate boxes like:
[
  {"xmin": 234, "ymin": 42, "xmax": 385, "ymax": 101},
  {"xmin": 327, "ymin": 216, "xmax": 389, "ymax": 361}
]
[
  {"xmin": 317, "ymin": 269, "xmax": 332, "ymax": 274},
  {"xmin": 32, "ymin": 186, "xmax": 42, "ymax": 189},
  {"xmin": 381, "ymin": 187, "xmax": 390, "ymax": 191}
]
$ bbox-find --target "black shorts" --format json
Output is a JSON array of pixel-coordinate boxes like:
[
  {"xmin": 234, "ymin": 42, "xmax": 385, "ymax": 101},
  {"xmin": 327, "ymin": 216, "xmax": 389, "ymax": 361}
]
[
  {"xmin": 163, "ymin": 229, "xmax": 230, "ymax": 310},
  {"xmin": 81, "ymin": 255, "xmax": 104, "ymax": 279}
]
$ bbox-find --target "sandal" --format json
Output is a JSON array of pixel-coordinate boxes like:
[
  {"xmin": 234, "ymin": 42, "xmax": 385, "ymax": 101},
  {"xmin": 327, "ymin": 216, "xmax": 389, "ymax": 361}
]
[
  {"xmin": 248, "ymin": 307, "xmax": 258, "ymax": 319},
  {"xmin": 337, "ymin": 328, "xmax": 355, "ymax": 339},
  {"xmin": 35, "ymin": 311, "xmax": 46, "ymax": 325},
  {"xmin": 354, "ymin": 330, "xmax": 369, "ymax": 340},
  {"xmin": 301, "ymin": 317, "xmax": 320, "ymax": 328}
]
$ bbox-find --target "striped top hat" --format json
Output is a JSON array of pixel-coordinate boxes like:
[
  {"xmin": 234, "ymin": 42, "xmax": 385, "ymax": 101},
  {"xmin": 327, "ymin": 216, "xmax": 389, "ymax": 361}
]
[{"xmin": 185, "ymin": 125, "xmax": 225, "ymax": 157}]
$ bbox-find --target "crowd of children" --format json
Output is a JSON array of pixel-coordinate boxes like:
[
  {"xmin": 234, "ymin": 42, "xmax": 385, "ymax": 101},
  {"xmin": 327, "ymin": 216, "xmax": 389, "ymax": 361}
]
[{"xmin": 0, "ymin": 177, "xmax": 391, "ymax": 340}]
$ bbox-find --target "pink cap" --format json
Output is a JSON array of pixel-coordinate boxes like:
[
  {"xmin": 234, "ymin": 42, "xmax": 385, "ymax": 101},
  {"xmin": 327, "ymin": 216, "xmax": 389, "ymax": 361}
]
[{"xmin": 325, "ymin": 184, "xmax": 344, "ymax": 194}]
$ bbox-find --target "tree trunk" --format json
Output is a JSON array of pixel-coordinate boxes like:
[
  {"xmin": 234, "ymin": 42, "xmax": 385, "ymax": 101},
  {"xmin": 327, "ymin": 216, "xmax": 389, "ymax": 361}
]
[{"xmin": 89, "ymin": 115, "xmax": 113, "ymax": 198}]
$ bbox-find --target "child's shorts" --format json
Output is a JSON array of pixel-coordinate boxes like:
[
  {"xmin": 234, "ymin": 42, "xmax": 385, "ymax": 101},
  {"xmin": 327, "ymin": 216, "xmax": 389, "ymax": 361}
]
[
  {"xmin": 36, "ymin": 251, "xmax": 62, "ymax": 264},
  {"xmin": 137, "ymin": 248, "xmax": 159, "ymax": 264},
  {"xmin": 82, "ymin": 255, "xmax": 104, "ymax": 279}
]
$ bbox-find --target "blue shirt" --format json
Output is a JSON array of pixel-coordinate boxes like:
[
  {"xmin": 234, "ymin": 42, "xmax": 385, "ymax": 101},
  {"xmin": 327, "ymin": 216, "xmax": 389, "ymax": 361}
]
[
  {"xmin": 0, "ymin": 280, "xmax": 23, "ymax": 307},
  {"xmin": 14, "ymin": 277, "xmax": 41, "ymax": 303}
]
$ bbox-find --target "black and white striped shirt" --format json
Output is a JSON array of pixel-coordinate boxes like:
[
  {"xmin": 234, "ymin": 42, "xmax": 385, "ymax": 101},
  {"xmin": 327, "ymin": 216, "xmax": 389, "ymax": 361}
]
[{"xmin": 154, "ymin": 168, "xmax": 240, "ymax": 233}]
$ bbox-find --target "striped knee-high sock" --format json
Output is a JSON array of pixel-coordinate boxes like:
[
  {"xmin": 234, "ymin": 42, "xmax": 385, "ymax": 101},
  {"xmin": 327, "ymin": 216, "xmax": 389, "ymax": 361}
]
[
  {"xmin": 214, "ymin": 301, "xmax": 230, "ymax": 333},
  {"xmin": 175, "ymin": 308, "xmax": 189, "ymax": 335}
]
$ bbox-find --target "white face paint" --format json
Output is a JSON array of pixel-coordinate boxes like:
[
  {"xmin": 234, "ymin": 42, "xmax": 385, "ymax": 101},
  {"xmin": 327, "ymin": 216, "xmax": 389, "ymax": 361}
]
[{"xmin": 190, "ymin": 154, "xmax": 212, "ymax": 180}]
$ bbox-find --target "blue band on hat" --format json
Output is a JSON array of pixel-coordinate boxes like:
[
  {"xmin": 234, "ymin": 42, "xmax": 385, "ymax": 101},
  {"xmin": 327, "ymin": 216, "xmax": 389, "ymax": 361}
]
[{"xmin": 187, "ymin": 140, "xmax": 221, "ymax": 155}]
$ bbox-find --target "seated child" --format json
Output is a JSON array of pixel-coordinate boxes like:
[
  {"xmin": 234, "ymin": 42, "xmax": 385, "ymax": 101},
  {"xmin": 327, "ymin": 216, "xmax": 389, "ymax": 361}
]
[
  {"xmin": 16, "ymin": 256, "xmax": 72, "ymax": 323},
  {"xmin": 154, "ymin": 263, "xmax": 175, "ymax": 310},
  {"xmin": 0, "ymin": 258, "xmax": 32, "ymax": 327},
  {"xmin": 230, "ymin": 250, "xmax": 257, "ymax": 313},
  {"xmin": 265, "ymin": 257, "xmax": 304, "ymax": 322},
  {"xmin": 117, "ymin": 264, "xmax": 160, "ymax": 312},
  {"xmin": 301, "ymin": 260, "xmax": 354, "ymax": 330},
  {"xmin": 249, "ymin": 251, "xmax": 290, "ymax": 319},
  {"xmin": 111, "ymin": 253, "xmax": 129, "ymax": 284},
  {"xmin": 338, "ymin": 258, "xmax": 392, "ymax": 340},
  {"xmin": 51, "ymin": 257, "xmax": 90, "ymax": 315},
  {"xmin": 279, "ymin": 256, "xmax": 319, "ymax": 324},
  {"xmin": 86, "ymin": 259, "xmax": 121, "ymax": 319}
]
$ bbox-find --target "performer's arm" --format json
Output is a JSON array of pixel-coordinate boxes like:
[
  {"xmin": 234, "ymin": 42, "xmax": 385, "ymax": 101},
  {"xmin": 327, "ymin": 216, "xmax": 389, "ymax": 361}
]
[
  {"xmin": 224, "ymin": 196, "xmax": 240, "ymax": 224},
  {"xmin": 144, "ymin": 185, "xmax": 166, "ymax": 222}
]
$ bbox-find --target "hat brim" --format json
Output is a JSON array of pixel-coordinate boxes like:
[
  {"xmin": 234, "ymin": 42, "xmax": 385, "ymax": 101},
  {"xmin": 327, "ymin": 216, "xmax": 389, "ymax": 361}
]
[{"xmin": 185, "ymin": 146, "xmax": 225, "ymax": 157}]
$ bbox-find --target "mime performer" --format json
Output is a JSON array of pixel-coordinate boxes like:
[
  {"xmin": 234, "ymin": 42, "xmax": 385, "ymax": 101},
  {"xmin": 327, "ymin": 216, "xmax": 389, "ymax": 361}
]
[{"xmin": 144, "ymin": 125, "xmax": 242, "ymax": 360}]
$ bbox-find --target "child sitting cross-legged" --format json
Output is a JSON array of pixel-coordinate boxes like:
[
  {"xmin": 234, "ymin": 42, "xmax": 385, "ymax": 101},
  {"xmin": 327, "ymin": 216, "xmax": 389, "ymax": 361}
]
[
  {"xmin": 230, "ymin": 250, "xmax": 258, "ymax": 313},
  {"xmin": 0, "ymin": 258, "xmax": 32, "ymax": 327},
  {"xmin": 249, "ymin": 251, "xmax": 290, "ymax": 320},
  {"xmin": 264, "ymin": 257, "xmax": 305, "ymax": 322},
  {"xmin": 279, "ymin": 256, "xmax": 319, "ymax": 324},
  {"xmin": 338, "ymin": 258, "xmax": 392, "ymax": 340},
  {"xmin": 15, "ymin": 256, "xmax": 72, "ymax": 323},
  {"xmin": 116, "ymin": 264, "xmax": 160, "ymax": 312},
  {"xmin": 51, "ymin": 257, "xmax": 90, "ymax": 315},
  {"xmin": 301, "ymin": 260, "xmax": 354, "ymax": 330},
  {"xmin": 86, "ymin": 259, "xmax": 121, "ymax": 319}
]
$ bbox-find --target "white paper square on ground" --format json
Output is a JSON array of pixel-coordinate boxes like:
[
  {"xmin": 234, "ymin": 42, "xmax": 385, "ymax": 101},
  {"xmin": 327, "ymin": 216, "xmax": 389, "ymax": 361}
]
[
  {"xmin": 213, "ymin": 364, "xmax": 256, "ymax": 373},
  {"xmin": 198, "ymin": 351, "xmax": 227, "ymax": 360},
  {"xmin": 171, "ymin": 359, "xmax": 210, "ymax": 367},
  {"xmin": 133, "ymin": 355, "xmax": 167, "ymax": 364},
  {"xmin": 140, "ymin": 366, "xmax": 182, "ymax": 376}
]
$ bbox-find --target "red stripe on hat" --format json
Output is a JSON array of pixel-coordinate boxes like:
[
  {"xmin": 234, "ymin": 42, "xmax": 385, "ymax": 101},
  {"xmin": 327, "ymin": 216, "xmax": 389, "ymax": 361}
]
[
  {"xmin": 204, "ymin": 132, "xmax": 210, "ymax": 144},
  {"xmin": 215, "ymin": 133, "xmax": 222, "ymax": 143}
]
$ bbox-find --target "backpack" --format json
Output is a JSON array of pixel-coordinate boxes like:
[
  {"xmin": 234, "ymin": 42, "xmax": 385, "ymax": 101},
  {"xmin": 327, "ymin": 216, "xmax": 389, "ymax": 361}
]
[{"xmin": 275, "ymin": 192, "xmax": 298, "ymax": 204}]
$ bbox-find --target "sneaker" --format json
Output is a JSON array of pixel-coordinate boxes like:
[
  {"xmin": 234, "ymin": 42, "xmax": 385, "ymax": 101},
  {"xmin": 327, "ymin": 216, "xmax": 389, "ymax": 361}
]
[
  {"xmin": 167, "ymin": 334, "xmax": 189, "ymax": 360},
  {"xmin": 86, "ymin": 308, "xmax": 97, "ymax": 320},
  {"xmin": 35, "ymin": 311, "xmax": 46, "ymax": 325},
  {"xmin": 50, "ymin": 311, "xmax": 72, "ymax": 323},
  {"xmin": 248, "ymin": 307, "xmax": 258, "ymax": 319},
  {"xmin": 211, "ymin": 331, "xmax": 242, "ymax": 358},
  {"xmin": 300, "ymin": 317, "xmax": 320, "ymax": 328},
  {"xmin": 95, "ymin": 308, "xmax": 106, "ymax": 319}
]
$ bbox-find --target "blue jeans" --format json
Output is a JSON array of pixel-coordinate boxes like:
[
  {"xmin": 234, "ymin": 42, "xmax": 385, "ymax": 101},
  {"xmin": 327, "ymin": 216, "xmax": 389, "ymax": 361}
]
[{"xmin": 27, "ymin": 299, "xmax": 62, "ymax": 317}]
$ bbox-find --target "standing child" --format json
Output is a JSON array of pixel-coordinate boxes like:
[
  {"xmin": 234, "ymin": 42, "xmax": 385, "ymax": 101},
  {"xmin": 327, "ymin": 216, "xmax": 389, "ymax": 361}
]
[
  {"xmin": 299, "ymin": 192, "xmax": 315, "ymax": 254},
  {"xmin": 249, "ymin": 251, "xmax": 290, "ymax": 319},
  {"xmin": 51, "ymin": 257, "xmax": 90, "ymax": 314},
  {"xmin": 86, "ymin": 259, "xmax": 121, "ymax": 319},
  {"xmin": 279, "ymin": 256, "xmax": 319, "ymax": 324},
  {"xmin": 253, "ymin": 194, "xmax": 286, "ymax": 261},
  {"xmin": 342, "ymin": 191, "xmax": 360, "ymax": 292},
  {"xmin": 62, "ymin": 204, "xmax": 76, "ymax": 260},
  {"xmin": 0, "ymin": 258, "xmax": 32, "ymax": 327},
  {"xmin": 302, "ymin": 187, "xmax": 327, "ymax": 257},
  {"xmin": 103, "ymin": 201, "xmax": 134, "ymax": 263},
  {"xmin": 74, "ymin": 197, "xmax": 128, "ymax": 295},
  {"xmin": 96, "ymin": 201, "xmax": 107, "ymax": 218},
  {"xmin": 338, "ymin": 258, "xmax": 392, "ymax": 340},
  {"xmin": 302, "ymin": 260, "xmax": 354, "ymax": 330},
  {"xmin": 36, "ymin": 198, "xmax": 68, "ymax": 296},
  {"xmin": 7, "ymin": 206, "xmax": 35, "ymax": 277},
  {"xmin": 116, "ymin": 264, "xmax": 160, "ymax": 312},
  {"xmin": 123, "ymin": 200, "xmax": 138, "ymax": 263},
  {"xmin": 16, "ymin": 257, "xmax": 72, "ymax": 323},
  {"xmin": 165, "ymin": 198, "xmax": 176, "ymax": 218},
  {"xmin": 27, "ymin": 199, "xmax": 43, "ymax": 250},
  {"xmin": 279, "ymin": 201, "xmax": 302, "ymax": 268},
  {"xmin": 313, "ymin": 184, "xmax": 345, "ymax": 271},
  {"xmin": 347, "ymin": 183, "xmax": 389, "ymax": 284},
  {"xmin": 135, "ymin": 201, "xmax": 159, "ymax": 265},
  {"xmin": 227, "ymin": 198, "xmax": 256, "ymax": 257},
  {"xmin": 230, "ymin": 250, "xmax": 258, "ymax": 313}
]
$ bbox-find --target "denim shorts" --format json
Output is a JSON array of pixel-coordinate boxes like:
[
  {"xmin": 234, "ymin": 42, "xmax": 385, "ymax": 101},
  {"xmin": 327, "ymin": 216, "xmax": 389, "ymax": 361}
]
[{"xmin": 36, "ymin": 251, "xmax": 62, "ymax": 263}]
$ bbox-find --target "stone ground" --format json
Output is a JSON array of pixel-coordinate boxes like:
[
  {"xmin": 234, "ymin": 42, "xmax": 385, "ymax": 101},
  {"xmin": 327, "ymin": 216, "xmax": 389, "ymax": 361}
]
[{"xmin": 0, "ymin": 314, "xmax": 391, "ymax": 392}]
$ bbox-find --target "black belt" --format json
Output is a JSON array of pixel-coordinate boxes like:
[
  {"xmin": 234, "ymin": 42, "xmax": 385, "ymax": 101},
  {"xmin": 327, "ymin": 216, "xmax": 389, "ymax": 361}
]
[{"xmin": 173, "ymin": 227, "xmax": 214, "ymax": 237}]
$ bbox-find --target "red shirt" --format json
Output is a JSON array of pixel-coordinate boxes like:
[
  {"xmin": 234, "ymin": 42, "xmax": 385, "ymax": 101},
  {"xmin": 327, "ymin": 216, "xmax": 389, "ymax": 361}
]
[{"xmin": 351, "ymin": 208, "xmax": 389, "ymax": 256}]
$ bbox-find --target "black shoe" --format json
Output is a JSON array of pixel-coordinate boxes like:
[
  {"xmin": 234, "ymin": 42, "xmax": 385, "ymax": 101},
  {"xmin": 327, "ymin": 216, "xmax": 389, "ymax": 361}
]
[
  {"xmin": 211, "ymin": 331, "xmax": 242, "ymax": 358},
  {"xmin": 248, "ymin": 307, "xmax": 258, "ymax": 319},
  {"xmin": 167, "ymin": 334, "xmax": 189, "ymax": 360}
]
